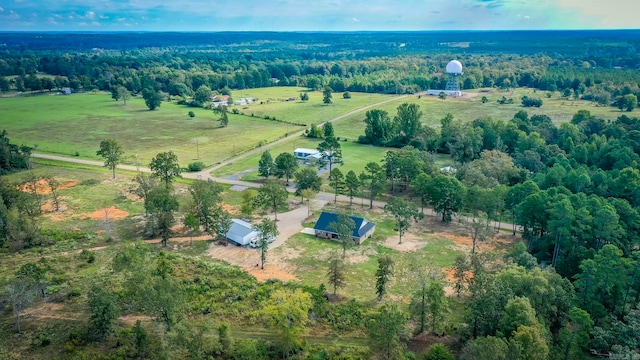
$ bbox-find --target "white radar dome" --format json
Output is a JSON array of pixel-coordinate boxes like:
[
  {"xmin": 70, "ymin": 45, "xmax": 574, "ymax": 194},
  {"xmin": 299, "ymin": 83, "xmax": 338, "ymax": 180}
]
[{"xmin": 446, "ymin": 60, "xmax": 463, "ymax": 74}]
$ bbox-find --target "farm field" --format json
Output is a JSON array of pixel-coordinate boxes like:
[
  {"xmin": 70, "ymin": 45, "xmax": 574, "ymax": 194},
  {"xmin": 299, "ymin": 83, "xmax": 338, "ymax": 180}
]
[
  {"xmin": 232, "ymin": 86, "xmax": 393, "ymax": 126},
  {"xmin": 0, "ymin": 88, "xmax": 393, "ymax": 168},
  {"xmin": 332, "ymin": 87, "xmax": 640, "ymax": 139}
]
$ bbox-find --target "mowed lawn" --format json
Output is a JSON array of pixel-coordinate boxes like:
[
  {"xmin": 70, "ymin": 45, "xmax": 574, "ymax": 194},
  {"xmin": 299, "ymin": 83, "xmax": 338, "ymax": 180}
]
[
  {"xmin": 235, "ymin": 87, "xmax": 395, "ymax": 126},
  {"xmin": 332, "ymin": 87, "xmax": 640, "ymax": 139},
  {"xmin": 273, "ymin": 209, "xmax": 462, "ymax": 302}
]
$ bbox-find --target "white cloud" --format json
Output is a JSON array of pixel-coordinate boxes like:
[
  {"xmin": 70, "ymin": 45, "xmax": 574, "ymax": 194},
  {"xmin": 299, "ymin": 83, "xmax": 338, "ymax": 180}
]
[
  {"xmin": 0, "ymin": 7, "xmax": 4, "ymax": 11},
  {"xmin": 91, "ymin": 21, "xmax": 100, "ymax": 26},
  {"xmin": 85, "ymin": 11, "xmax": 95, "ymax": 19},
  {"xmin": 352, "ymin": 17, "xmax": 360, "ymax": 22}
]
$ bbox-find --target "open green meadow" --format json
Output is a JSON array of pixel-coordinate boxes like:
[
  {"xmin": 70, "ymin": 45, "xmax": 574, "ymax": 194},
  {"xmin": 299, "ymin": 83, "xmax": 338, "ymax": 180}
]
[
  {"xmin": 0, "ymin": 88, "xmax": 392, "ymax": 168},
  {"xmin": 332, "ymin": 87, "xmax": 640, "ymax": 139},
  {"xmin": 233, "ymin": 87, "xmax": 393, "ymax": 126}
]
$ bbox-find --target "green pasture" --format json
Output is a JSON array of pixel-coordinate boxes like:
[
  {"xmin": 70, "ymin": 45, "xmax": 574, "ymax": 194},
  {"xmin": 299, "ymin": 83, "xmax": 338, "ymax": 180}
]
[
  {"xmin": 332, "ymin": 87, "xmax": 640, "ymax": 139},
  {"xmin": 212, "ymin": 136, "xmax": 388, "ymax": 181},
  {"xmin": 0, "ymin": 88, "xmax": 395, "ymax": 168},
  {"xmin": 274, "ymin": 207, "xmax": 461, "ymax": 302},
  {"xmin": 233, "ymin": 87, "xmax": 394, "ymax": 126}
]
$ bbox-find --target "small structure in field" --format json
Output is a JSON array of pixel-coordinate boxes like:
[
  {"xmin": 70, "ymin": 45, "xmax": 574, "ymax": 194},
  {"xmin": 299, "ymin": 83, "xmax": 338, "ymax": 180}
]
[
  {"xmin": 226, "ymin": 219, "xmax": 261, "ymax": 247},
  {"xmin": 313, "ymin": 212, "xmax": 376, "ymax": 245},
  {"xmin": 293, "ymin": 148, "xmax": 322, "ymax": 162}
]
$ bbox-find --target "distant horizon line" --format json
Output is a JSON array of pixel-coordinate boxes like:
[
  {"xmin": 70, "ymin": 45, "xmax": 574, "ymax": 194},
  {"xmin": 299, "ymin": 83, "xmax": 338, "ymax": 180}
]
[{"xmin": 0, "ymin": 28, "xmax": 639, "ymax": 34}]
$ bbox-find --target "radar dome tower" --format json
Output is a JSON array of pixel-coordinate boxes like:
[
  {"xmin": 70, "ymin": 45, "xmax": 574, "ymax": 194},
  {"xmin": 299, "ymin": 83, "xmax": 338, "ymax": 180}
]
[{"xmin": 445, "ymin": 60, "xmax": 463, "ymax": 93}]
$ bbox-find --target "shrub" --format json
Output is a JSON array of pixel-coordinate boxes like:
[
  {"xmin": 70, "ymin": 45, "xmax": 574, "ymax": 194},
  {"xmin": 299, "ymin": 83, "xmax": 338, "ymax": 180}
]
[
  {"xmin": 79, "ymin": 249, "xmax": 95, "ymax": 263},
  {"xmin": 188, "ymin": 161, "xmax": 205, "ymax": 172},
  {"xmin": 521, "ymin": 96, "xmax": 543, "ymax": 107},
  {"xmin": 232, "ymin": 108, "xmax": 240, "ymax": 114},
  {"xmin": 343, "ymin": 91, "xmax": 351, "ymax": 99},
  {"xmin": 188, "ymin": 111, "xmax": 195, "ymax": 117}
]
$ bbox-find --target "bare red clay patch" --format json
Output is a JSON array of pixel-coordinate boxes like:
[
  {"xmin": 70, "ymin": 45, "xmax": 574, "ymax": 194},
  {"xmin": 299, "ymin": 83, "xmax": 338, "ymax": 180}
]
[
  {"xmin": 248, "ymin": 264, "xmax": 299, "ymax": 283},
  {"xmin": 18, "ymin": 179, "xmax": 79, "ymax": 195},
  {"xmin": 83, "ymin": 206, "xmax": 130, "ymax": 220}
]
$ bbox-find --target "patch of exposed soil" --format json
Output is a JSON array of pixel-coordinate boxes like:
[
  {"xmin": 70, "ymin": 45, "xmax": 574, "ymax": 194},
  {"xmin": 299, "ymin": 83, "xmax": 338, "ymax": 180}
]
[
  {"xmin": 383, "ymin": 232, "xmax": 426, "ymax": 252},
  {"xmin": 219, "ymin": 197, "xmax": 241, "ymax": 215},
  {"xmin": 23, "ymin": 302, "xmax": 83, "ymax": 321},
  {"xmin": 18, "ymin": 179, "xmax": 79, "ymax": 195},
  {"xmin": 207, "ymin": 242, "xmax": 299, "ymax": 283},
  {"xmin": 125, "ymin": 192, "xmax": 142, "ymax": 202},
  {"xmin": 41, "ymin": 200, "xmax": 68, "ymax": 213},
  {"xmin": 248, "ymin": 264, "xmax": 299, "ymax": 283},
  {"xmin": 82, "ymin": 206, "xmax": 130, "ymax": 220},
  {"xmin": 431, "ymin": 232, "xmax": 495, "ymax": 252}
]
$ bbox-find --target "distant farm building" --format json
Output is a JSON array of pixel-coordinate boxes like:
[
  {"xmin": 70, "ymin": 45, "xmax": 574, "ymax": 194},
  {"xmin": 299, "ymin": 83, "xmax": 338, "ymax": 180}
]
[
  {"xmin": 294, "ymin": 148, "xmax": 322, "ymax": 162},
  {"xmin": 313, "ymin": 212, "xmax": 376, "ymax": 245},
  {"xmin": 60, "ymin": 87, "xmax": 71, "ymax": 95},
  {"xmin": 426, "ymin": 89, "xmax": 462, "ymax": 97},
  {"xmin": 211, "ymin": 94, "xmax": 230, "ymax": 107},
  {"xmin": 234, "ymin": 97, "xmax": 256, "ymax": 106}
]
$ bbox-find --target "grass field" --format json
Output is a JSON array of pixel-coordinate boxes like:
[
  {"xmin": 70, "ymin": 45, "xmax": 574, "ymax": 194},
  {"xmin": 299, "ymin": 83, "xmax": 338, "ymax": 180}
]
[
  {"xmin": 273, "ymin": 205, "xmax": 462, "ymax": 302},
  {"xmin": 212, "ymin": 136, "xmax": 389, "ymax": 181},
  {"xmin": 233, "ymin": 87, "xmax": 393, "ymax": 126},
  {"xmin": 0, "ymin": 88, "xmax": 392, "ymax": 168},
  {"xmin": 332, "ymin": 87, "xmax": 640, "ymax": 139}
]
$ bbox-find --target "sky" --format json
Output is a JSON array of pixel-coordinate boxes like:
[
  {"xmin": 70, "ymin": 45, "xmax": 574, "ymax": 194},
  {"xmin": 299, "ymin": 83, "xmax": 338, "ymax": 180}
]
[{"xmin": 0, "ymin": 0, "xmax": 638, "ymax": 31}]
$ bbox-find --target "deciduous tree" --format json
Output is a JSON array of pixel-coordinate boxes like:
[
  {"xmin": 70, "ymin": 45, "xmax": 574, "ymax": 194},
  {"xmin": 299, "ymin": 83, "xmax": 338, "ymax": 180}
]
[
  {"xmin": 97, "ymin": 139, "xmax": 124, "ymax": 179},
  {"xmin": 142, "ymin": 87, "xmax": 161, "ymax": 110},
  {"xmin": 145, "ymin": 187, "xmax": 179, "ymax": 246},
  {"xmin": 384, "ymin": 197, "xmax": 423, "ymax": 244},
  {"xmin": 317, "ymin": 136, "xmax": 343, "ymax": 173},
  {"xmin": 427, "ymin": 175, "xmax": 465, "ymax": 222},
  {"xmin": 294, "ymin": 167, "xmax": 321, "ymax": 200},
  {"xmin": 255, "ymin": 180, "xmax": 288, "ymax": 221},
  {"xmin": 262, "ymin": 288, "xmax": 312, "ymax": 359},
  {"xmin": 149, "ymin": 151, "xmax": 181, "ymax": 188},
  {"xmin": 88, "ymin": 283, "xmax": 120, "ymax": 339},
  {"xmin": 322, "ymin": 86, "xmax": 333, "ymax": 104},
  {"xmin": 367, "ymin": 303, "xmax": 410, "ymax": 360},
  {"xmin": 274, "ymin": 152, "xmax": 299, "ymax": 184},
  {"xmin": 258, "ymin": 151, "xmax": 275, "ymax": 179}
]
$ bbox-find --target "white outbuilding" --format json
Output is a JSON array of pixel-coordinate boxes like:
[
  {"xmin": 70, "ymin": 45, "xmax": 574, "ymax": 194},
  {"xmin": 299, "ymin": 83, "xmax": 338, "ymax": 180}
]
[{"xmin": 226, "ymin": 219, "xmax": 260, "ymax": 247}]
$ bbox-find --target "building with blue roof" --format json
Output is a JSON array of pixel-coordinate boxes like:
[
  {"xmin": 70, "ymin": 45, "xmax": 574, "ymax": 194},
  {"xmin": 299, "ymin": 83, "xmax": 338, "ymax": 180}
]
[{"xmin": 313, "ymin": 212, "xmax": 376, "ymax": 245}]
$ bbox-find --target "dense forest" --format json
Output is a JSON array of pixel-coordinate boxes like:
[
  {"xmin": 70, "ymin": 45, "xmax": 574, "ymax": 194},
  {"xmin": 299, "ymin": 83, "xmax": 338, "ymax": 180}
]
[
  {"xmin": 1, "ymin": 31, "xmax": 639, "ymax": 107},
  {"xmin": 1, "ymin": 30, "xmax": 640, "ymax": 359}
]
